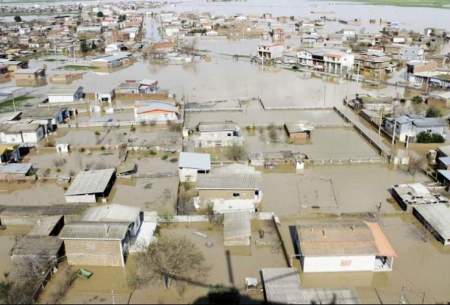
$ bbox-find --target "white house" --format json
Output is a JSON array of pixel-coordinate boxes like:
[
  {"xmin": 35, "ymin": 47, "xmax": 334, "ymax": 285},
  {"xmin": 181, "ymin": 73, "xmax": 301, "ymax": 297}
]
[
  {"xmin": 178, "ymin": 152, "xmax": 211, "ymax": 182},
  {"xmin": 291, "ymin": 220, "xmax": 397, "ymax": 273},
  {"xmin": 48, "ymin": 86, "xmax": 84, "ymax": 104},
  {"xmin": 134, "ymin": 101, "xmax": 179, "ymax": 123},
  {"xmin": 257, "ymin": 42, "xmax": 284, "ymax": 61},
  {"xmin": 384, "ymin": 114, "xmax": 447, "ymax": 143},
  {"xmin": 0, "ymin": 122, "xmax": 45, "ymax": 145},
  {"xmin": 297, "ymin": 48, "xmax": 354, "ymax": 75},
  {"xmin": 194, "ymin": 121, "xmax": 244, "ymax": 148}
]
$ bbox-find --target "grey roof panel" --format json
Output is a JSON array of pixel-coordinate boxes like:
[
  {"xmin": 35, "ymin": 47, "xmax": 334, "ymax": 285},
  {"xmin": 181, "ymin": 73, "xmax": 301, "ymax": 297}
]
[{"xmin": 65, "ymin": 168, "xmax": 116, "ymax": 196}]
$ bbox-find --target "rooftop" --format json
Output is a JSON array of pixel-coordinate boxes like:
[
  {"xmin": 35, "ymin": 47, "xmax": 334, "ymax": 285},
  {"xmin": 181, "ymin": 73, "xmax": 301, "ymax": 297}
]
[
  {"xmin": 260, "ymin": 268, "xmax": 302, "ymax": 304},
  {"xmin": 64, "ymin": 168, "xmax": 116, "ymax": 196},
  {"xmin": 0, "ymin": 163, "xmax": 33, "ymax": 175},
  {"xmin": 27, "ymin": 215, "xmax": 63, "ymax": 237},
  {"xmin": 11, "ymin": 236, "xmax": 62, "ymax": 257},
  {"xmin": 285, "ymin": 121, "xmax": 314, "ymax": 133},
  {"xmin": 197, "ymin": 174, "xmax": 261, "ymax": 190},
  {"xmin": 414, "ymin": 203, "xmax": 450, "ymax": 240},
  {"xmin": 48, "ymin": 86, "xmax": 82, "ymax": 96},
  {"xmin": 223, "ymin": 212, "xmax": 251, "ymax": 240},
  {"xmin": 294, "ymin": 220, "xmax": 396, "ymax": 257},
  {"xmin": 81, "ymin": 204, "xmax": 140, "ymax": 223},
  {"xmin": 198, "ymin": 121, "xmax": 240, "ymax": 133},
  {"xmin": 59, "ymin": 222, "xmax": 130, "ymax": 240},
  {"xmin": 178, "ymin": 152, "xmax": 211, "ymax": 171}
]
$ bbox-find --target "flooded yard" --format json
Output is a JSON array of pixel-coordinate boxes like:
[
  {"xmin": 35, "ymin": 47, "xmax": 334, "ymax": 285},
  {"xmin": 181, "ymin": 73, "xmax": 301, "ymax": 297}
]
[
  {"xmin": 0, "ymin": 182, "xmax": 66, "ymax": 206},
  {"xmin": 244, "ymin": 127, "xmax": 380, "ymax": 160},
  {"xmin": 261, "ymin": 164, "xmax": 430, "ymax": 216}
]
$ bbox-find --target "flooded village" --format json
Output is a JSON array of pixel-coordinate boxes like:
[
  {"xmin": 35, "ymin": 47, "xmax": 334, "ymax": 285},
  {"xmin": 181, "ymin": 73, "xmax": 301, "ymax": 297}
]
[{"xmin": 0, "ymin": 0, "xmax": 450, "ymax": 304}]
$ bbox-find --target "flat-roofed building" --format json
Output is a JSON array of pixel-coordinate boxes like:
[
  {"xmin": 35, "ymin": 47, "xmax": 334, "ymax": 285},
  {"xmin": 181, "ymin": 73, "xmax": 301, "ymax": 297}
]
[
  {"xmin": 59, "ymin": 222, "xmax": 131, "ymax": 267},
  {"xmin": 284, "ymin": 122, "xmax": 314, "ymax": 144},
  {"xmin": 413, "ymin": 203, "xmax": 450, "ymax": 246},
  {"xmin": 195, "ymin": 172, "xmax": 263, "ymax": 213},
  {"xmin": 0, "ymin": 121, "xmax": 45, "ymax": 145},
  {"xmin": 290, "ymin": 220, "xmax": 397, "ymax": 273},
  {"xmin": 48, "ymin": 86, "xmax": 84, "ymax": 104},
  {"xmin": 178, "ymin": 152, "xmax": 211, "ymax": 182},
  {"xmin": 390, "ymin": 183, "xmax": 450, "ymax": 211},
  {"xmin": 223, "ymin": 212, "xmax": 251, "ymax": 247},
  {"xmin": 194, "ymin": 121, "xmax": 244, "ymax": 148},
  {"xmin": 64, "ymin": 168, "xmax": 116, "ymax": 203},
  {"xmin": 134, "ymin": 101, "xmax": 179, "ymax": 123}
]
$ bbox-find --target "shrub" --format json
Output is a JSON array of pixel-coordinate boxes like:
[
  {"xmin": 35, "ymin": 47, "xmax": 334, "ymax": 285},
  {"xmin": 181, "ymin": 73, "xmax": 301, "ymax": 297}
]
[
  {"xmin": 416, "ymin": 132, "xmax": 445, "ymax": 143},
  {"xmin": 425, "ymin": 106, "xmax": 442, "ymax": 118},
  {"xmin": 412, "ymin": 95, "xmax": 423, "ymax": 104}
]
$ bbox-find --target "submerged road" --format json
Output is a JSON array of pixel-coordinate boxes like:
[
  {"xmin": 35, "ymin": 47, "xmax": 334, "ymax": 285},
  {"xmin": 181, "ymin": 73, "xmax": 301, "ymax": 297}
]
[{"xmin": 334, "ymin": 106, "xmax": 392, "ymax": 159}]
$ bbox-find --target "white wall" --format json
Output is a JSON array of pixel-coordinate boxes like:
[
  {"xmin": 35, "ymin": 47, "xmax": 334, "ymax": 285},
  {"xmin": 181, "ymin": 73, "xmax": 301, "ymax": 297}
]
[
  {"xmin": 302, "ymin": 255, "xmax": 376, "ymax": 273},
  {"xmin": 179, "ymin": 168, "xmax": 198, "ymax": 182},
  {"xmin": 65, "ymin": 194, "xmax": 97, "ymax": 203},
  {"xmin": 49, "ymin": 95, "xmax": 75, "ymax": 103}
]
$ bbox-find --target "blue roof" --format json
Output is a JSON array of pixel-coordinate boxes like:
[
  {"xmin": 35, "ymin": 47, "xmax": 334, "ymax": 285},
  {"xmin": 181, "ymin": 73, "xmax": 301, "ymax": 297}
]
[
  {"xmin": 439, "ymin": 157, "xmax": 450, "ymax": 165},
  {"xmin": 437, "ymin": 169, "xmax": 450, "ymax": 181}
]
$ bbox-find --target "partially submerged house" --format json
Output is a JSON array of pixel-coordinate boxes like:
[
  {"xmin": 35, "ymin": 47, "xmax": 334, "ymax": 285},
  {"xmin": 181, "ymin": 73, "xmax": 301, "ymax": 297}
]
[
  {"xmin": 14, "ymin": 67, "xmax": 46, "ymax": 86},
  {"xmin": 413, "ymin": 203, "xmax": 450, "ymax": 246},
  {"xmin": 284, "ymin": 122, "xmax": 314, "ymax": 144},
  {"xmin": 21, "ymin": 107, "xmax": 70, "ymax": 133},
  {"xmin": 390, "ymin": 183, "xmax": 450, "ymax": 212},
  {"xmin": 134, "ymin": 101, "xmax": 179, "ymax": 123},
  {"xmin": 194, "ymin": 121, "xmax": 244, "ymax": 148},
  {"xmin": 257, "ymin": 42, "xmax": 284, "ymax": 62},
  {"xmin": 48, "ymin": 86, "xmax": 84, "ymax": 104},
  {"xmin": 64, "ymin": 168, "xmax": 116, "ymax": 203},
  {"xmin": 195, "ymin": 171, "xmax": 263, "ymax": 214},
  {"xmin": 178, "ymin": 152, "xmax": 211, "ymax": 182},
  {"xmin": 248, "ymin": 151, "xmax": 306, "ymax": 172},
  {"xmin": 290, "ymin": 220, "xmax": 397, "ymax": 273},
  {"xmin": 91, "ymin": 52, "xmax": 132, "ymax": 70},
  {"xmin": 0, "ymin": 122, "xmax": 45, "ymax": 145},
  {"xmin": 384, "ymin": 114, "xmax": 447, "ymax": 143},
  {"xmin": 59, "ymin": 222, "xmax": 131, "ymax": 267}
]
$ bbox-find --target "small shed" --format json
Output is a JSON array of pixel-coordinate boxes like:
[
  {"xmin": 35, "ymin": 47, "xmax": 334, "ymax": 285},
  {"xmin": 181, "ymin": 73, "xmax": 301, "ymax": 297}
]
[
  {"xmin": 178, "ymin": 152, "xmax": 211, "ymax": 182},
  {"xmin": 64, "ymin": 168, "xmax": 116, "ymax": 203},
  {"xmin": 284, "ymin": 122, "xmax": 314, "ymax": 144},
  {"xmin": 223, "ymin": 212, "xmax": 251, "ymax": 247},
  {"xmin": 11, "ymin": 236, "xmax": 63, "ymax": 270},
  {"xmin": 59, "ymin": 222, "xmax": 131, "ymax": 267}
]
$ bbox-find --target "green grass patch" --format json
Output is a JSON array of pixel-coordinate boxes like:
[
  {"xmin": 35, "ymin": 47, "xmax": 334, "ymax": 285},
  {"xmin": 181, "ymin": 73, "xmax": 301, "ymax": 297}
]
[
  {"xmin": 60, "ymin": 65, "xmax": 99, "ymax": 71},
  {"xmin": 0, "ymin": 95, "xmax": 34, "ymax": 111}
]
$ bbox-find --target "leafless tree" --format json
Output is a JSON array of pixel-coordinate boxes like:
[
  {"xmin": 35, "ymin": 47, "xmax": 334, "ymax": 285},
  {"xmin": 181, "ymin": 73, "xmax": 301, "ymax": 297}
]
[{"xmin": 129, "ymin": 235, "xmax": 209, "ymax": 293}]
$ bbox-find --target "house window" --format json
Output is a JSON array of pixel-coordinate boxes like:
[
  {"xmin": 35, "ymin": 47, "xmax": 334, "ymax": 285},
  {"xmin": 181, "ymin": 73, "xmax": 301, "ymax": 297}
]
[
  {"xmin": 227, "ymin": 133, "xmax": 232, "ymax": 137},
  {"xmin": 233, "ymin": 193, "xmax": 240, "ymax": 197},
  {"xmin": 255, "ymin": 190, "xmax": 260, "ymax": 196}
]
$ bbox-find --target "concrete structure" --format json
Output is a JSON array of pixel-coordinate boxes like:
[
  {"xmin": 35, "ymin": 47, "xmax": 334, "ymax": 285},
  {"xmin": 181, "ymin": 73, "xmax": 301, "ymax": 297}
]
[
  {"xmin": 0, "ymin": 163, "xmax": 33, "ymax": 179},
  {"xmin": 59, "ymin": 222, "xmax": 131, "ymax": 267},
  {"xmin": 91, "ymin": 52, "xmax": 132, "ymax": 69},
  {"xmin": 284, "ymin": 122, "xmax": 314, "ymax": 144},
  {"xmin": 390, "ymin": 183, "xmax": 450, "ymax": 211},
  {"xmin": 115, "ymin": 79, "xmax": 158, "ymax": 95},
  {"xmin": 64, "ymin": 168, "xmax": 116, "ymax": 203},
  {"xmin": 14, "ymin": 67, "xmax": 46, "ymax": 86},
  {"xmin": 178, "ymin": 152, "xmax": 211, "ymax": 182},
  {"xmin": 21, "ymin": 107, "xmax": 70, "ymax": 133},
  {"xmin": 223, "ymin": 212, "xmax": 251, "ymax": 247},
  {"xmin": 257, "ymin": 42, "xmax": 284, "ymax": 61},
  {"xmin": 11, "ymin": 236, "xmax": 63, "ymax": 270},
  {"xmin": 291, "ymin": 220, "xmax": 396, "ymax": 273},
  {"xmin": 134, "ymin": 101, "xmax": 179, "ymax": 123},
  {"xmin": 194, "ymin": 121, "xmax": 244, "ymax": 148},
  {"xmin": 48, "ymin": 86, "xmax": 84, "ymax": 104},
  {"xmin": 297, "ymin": 48, "xmax": 354, "ymax": 75},
  {"xmin": 413, "ymin": 204, "xmax": 450, "ymax": 246},
  {"xmin": 248, "ymin": 151, "xmax": 306, "ymax": 171}
]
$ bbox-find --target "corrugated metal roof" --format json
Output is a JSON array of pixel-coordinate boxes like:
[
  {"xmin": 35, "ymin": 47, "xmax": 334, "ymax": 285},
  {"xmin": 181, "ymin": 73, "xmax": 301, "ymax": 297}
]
[
  {"xmin": 65, "ymin": 168, "xmax": 116, "ymax": 196},
  {"xmin": 178, "ymin": 152, "xmax": 211, "ymax": 170},
  {"xmin": 0, "ymin": 163, "xmax": 32, "ymax": 175},
  {"xmin": 197, "ymin": 174, "xmax": 261, "ymax": 190},
  {"xmin": 59, "ymin": 222, "xmax": 130, "ymax": 240},
  {"xmin": 261, "ymin": 268, "xmax": 302, "ymax": 304}
]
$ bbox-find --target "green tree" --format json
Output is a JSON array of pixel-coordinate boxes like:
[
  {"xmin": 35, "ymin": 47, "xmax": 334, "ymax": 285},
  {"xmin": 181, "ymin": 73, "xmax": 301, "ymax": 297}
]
[
  {"xmin": 411, "ymin": 95, "xmax": 423, "ymax": 104},
  {"xmin": 96, "ymin": 11, "xmax": 104, "ymax": 18},
  {"xmin": 425, "ymin": 106, "xmax": 442, "ymax": 118},
  {"xmin": 80, "ymin": 39, "xmax": 89, "ymax": 53},
  {"xmin": 416, "ymin": 132, "xmax": 445, "ymax": 143},
  {"xmin": 14, "ymin": 16, "xmax": 22, "ymax": 22}
]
